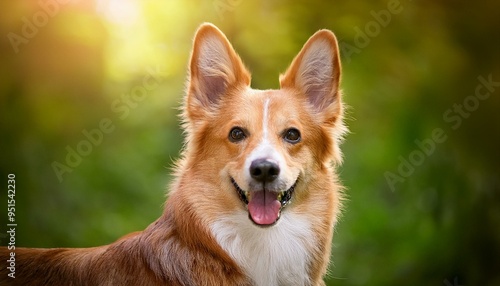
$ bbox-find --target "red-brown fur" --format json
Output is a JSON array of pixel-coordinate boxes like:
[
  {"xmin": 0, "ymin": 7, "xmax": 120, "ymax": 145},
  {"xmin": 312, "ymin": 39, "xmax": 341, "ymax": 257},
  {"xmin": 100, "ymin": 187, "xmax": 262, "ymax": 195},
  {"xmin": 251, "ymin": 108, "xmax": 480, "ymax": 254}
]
[{"xmin": 0, "ymin": 23, "xmax": 345, "ymax": 286}]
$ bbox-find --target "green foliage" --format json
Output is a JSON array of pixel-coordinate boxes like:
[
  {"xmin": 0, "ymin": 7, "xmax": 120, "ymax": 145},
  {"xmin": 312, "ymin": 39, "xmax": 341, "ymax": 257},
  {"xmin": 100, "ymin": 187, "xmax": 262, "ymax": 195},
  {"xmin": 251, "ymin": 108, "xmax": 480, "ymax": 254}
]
[{"xmin": 0, "ymin": 0, "xmax": 499, "ymax": 285}]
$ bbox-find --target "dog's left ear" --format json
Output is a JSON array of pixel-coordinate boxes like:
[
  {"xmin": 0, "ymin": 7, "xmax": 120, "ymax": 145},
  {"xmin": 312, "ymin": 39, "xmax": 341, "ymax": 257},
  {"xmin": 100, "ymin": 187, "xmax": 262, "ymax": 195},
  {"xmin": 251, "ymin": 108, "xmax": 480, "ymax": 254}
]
[
  {"xmin": 280, "ymin": 29, "xmax": 342, "ymax": 123},
  {"xmin": 187, "ymin": 23, "xmax": 250, "ymax": 119}
]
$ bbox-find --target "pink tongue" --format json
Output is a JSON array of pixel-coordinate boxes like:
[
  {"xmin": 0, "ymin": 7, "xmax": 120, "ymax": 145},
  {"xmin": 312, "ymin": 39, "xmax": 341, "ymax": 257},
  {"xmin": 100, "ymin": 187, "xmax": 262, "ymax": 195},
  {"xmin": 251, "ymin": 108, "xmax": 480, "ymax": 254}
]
[{"xmin": 248, "ymin": 190, "xmax": 281, "ymax": 225}]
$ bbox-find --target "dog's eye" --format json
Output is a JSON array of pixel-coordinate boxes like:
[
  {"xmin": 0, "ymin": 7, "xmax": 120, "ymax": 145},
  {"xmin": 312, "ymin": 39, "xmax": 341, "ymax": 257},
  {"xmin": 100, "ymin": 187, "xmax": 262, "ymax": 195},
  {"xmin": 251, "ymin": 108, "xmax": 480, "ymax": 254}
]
[
  {"xmin": 283, "ymin": 128, "xmax": 301, "ymax": 144},
  {"xmin": 229, "ymin": 127, "xmax": 246, "ymax": 143}
]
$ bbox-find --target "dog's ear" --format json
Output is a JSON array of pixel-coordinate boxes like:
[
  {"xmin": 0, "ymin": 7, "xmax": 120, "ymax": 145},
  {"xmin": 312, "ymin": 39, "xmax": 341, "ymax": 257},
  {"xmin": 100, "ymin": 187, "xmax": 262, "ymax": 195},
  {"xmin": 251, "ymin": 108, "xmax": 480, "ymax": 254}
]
[
  {"xmin": 187, "ymin": 23, "xmax": 250, "ymax": 116},
  {"xmin": 280, "ymin": 29, "xmax": 342, "ymax": 122}
]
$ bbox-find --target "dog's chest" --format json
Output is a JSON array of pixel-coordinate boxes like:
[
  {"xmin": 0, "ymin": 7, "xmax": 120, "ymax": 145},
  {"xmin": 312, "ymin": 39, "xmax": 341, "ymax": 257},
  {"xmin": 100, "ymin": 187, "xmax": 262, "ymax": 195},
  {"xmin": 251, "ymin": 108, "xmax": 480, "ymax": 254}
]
[{"xmin": 210, "ymin": 211, "xmax": 315, "ymax": 286}]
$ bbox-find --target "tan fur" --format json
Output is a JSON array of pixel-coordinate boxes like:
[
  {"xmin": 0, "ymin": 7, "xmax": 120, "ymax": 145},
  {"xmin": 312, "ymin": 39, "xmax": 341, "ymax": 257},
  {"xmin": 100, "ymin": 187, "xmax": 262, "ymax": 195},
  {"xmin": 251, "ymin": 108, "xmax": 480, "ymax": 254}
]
[{"xmin": 0, "ymin": 23, "xmax": 345, "ymax": 286}]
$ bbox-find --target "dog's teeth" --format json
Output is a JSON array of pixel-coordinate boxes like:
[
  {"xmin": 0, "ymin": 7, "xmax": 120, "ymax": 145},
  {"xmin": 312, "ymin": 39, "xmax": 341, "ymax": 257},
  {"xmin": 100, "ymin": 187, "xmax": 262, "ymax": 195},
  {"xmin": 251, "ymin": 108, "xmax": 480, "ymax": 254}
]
[{"xmin": 277, "ymin": 192, "xmax": 283, "ymax": 201}]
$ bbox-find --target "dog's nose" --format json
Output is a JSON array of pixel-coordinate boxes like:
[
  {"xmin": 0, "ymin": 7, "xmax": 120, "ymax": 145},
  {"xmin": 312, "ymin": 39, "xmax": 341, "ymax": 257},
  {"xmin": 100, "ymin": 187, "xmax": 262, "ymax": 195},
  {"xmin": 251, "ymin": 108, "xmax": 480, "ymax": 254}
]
[{"xmin": 250, "ymin": 158, "xmax": 280, "ymax": 183}]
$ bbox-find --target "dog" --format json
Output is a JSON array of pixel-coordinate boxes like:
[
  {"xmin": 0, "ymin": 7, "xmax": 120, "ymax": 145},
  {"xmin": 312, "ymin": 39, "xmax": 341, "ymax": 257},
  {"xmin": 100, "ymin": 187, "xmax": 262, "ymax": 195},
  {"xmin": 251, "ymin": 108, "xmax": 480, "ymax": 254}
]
[{"xmin": 1, "ymin": 23, "xmax": 346, "ymax": 286}]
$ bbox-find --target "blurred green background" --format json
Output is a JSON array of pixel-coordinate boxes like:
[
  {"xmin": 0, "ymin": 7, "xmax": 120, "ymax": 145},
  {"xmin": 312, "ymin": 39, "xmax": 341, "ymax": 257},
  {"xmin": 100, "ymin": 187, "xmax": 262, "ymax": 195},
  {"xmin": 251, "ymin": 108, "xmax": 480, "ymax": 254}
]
[{"xmin": 1, "ymin": 0, "xmax": 499, "ymax": 285}]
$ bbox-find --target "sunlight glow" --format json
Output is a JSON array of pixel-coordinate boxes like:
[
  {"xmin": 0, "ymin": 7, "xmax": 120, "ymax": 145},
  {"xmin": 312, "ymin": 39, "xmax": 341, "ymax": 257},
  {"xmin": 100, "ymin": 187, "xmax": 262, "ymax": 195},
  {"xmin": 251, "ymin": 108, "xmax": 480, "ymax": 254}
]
[{"xmin": 96, "ymin": 0, "xmax": 139, "ymax": 26}]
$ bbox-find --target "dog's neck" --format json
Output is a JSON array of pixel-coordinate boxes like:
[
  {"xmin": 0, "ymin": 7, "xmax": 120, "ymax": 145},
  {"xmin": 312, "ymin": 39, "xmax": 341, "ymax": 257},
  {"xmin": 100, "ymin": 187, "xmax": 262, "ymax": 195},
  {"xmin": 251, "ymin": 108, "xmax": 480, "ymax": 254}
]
[{"xmin": 210, "ymin": 210, "xmax": 316, "ymax": 286}]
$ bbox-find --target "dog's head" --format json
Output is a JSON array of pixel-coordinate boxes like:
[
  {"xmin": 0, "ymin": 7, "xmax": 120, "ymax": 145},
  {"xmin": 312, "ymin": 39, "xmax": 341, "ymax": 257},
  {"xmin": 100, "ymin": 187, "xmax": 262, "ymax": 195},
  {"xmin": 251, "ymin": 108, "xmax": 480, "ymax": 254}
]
[{"xmin": 182, "ymin": 23, "xmax": 345, "ymax": 227}]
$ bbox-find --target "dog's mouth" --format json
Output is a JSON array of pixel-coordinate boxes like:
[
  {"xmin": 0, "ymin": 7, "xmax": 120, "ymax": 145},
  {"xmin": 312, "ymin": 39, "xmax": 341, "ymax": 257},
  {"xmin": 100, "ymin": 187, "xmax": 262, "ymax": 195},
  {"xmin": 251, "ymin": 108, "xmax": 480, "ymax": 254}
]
[{"xmin": 231, "ymin": 178, "xmax": 297, "ymax": 227}]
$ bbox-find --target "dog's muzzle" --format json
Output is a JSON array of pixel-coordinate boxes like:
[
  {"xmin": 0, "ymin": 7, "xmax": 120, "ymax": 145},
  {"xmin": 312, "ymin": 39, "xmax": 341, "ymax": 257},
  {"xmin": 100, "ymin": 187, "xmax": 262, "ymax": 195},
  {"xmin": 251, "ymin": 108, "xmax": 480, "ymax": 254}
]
[{"xmin": 231, "ymin": 177, "xmax": 297, "ymax": 226}]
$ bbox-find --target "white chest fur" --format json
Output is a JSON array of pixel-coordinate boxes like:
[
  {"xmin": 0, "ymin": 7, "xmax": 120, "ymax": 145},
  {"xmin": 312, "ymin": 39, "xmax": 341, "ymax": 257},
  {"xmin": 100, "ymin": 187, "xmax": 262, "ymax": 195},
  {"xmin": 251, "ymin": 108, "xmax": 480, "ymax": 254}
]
[{"xmin": 210, "ymin": 211, "xmax": 315, "ymax": 286}]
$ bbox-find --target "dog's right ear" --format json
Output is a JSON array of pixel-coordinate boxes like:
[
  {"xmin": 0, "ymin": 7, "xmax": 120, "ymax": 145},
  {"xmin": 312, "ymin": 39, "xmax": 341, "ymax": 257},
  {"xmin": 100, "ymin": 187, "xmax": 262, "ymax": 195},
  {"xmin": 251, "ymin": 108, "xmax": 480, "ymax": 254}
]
[{"xmin": 186, "ymin": 23, "xmax": 250, "ymax": 119}]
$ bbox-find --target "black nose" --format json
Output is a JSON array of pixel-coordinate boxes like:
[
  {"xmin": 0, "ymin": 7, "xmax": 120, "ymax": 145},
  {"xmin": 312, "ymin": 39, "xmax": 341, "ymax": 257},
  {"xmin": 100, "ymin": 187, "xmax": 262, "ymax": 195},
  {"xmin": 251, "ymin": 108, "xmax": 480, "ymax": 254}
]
[{"xmin": 250, "ymin": 158, "xmax": 280, "ymax": 183}]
